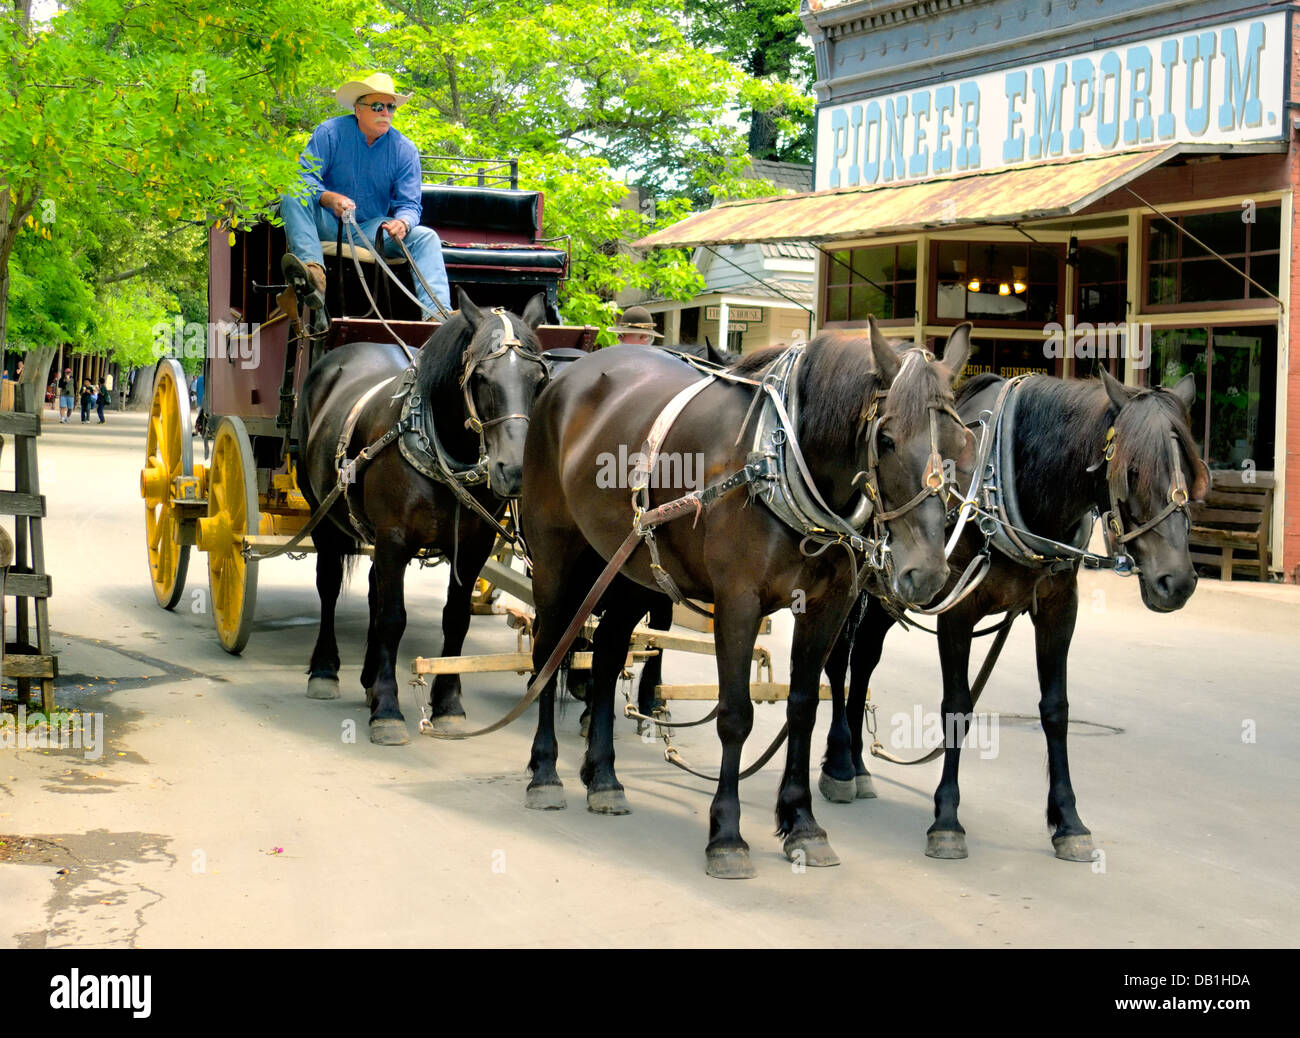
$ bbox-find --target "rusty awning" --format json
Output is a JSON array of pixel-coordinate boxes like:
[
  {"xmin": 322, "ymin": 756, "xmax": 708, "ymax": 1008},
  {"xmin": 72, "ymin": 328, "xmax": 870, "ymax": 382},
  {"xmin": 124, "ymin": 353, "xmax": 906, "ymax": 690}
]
[{"xmin": 636, "ymin": 146, "xmax": 1189, "ymax": 249}]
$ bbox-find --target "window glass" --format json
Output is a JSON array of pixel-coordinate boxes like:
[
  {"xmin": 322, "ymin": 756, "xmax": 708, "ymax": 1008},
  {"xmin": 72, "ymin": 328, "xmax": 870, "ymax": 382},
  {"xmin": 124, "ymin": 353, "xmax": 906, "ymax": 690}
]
[
  {"xmin": 1208, "ymin": 326, "xmax": 1276, "ymax": 471},
  {"xmin": 1183, "ymin": 209, "xmax": 1247, "ymax": 256},
  {"xmin": 1151, "ymin": 327, "xmax": 1209, "ymax": 455}
]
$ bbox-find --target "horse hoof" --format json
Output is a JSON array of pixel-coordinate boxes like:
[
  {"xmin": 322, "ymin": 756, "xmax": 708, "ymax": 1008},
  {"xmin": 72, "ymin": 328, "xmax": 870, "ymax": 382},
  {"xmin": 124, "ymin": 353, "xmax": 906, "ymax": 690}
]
[
  {"xmin": 525, "ymin": 784, "xmax": 566, "ymax": 811},
  {"xmin": 587, "ymin": 788, "xmax": 631, "ymax": 815},
  {"xmin": 369, "ymin": 718, "xmax": 409, "ymax": 746},
  {"xmin": 306, "ymin": 676, "xmax": 340, "ymax": 700},
  {"xmin": 783, "ymin": 833, "xmax": 840, "ymax": 867},
  {"xmin": 855, "ymin": 774, "xmax": 878, "ymax": 799},
  {"xmin": 818, "ymin": 771, "xmax": 856, "ymax": 804},
  {"xmin": 1053, "ymin": 833, "xmax": 1096, "ymax": 862},
  {"xmin": 925, "ymin": 831, "xmax": 968, "ymax": 859},
  {"xmin": 424, "ymin": 715, "xmax": 466, "ymax": 735},
  {"xmin": 705, "ymin": 846, "xmax": 756, "ymax": 880}
]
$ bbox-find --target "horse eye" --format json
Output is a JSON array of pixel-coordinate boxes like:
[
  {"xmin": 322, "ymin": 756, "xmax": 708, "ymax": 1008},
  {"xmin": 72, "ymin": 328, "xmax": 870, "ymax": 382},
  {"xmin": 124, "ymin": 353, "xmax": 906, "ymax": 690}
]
[{"xmin": 879, "ymin": 433, "xmax": 896, "ymax": 453}]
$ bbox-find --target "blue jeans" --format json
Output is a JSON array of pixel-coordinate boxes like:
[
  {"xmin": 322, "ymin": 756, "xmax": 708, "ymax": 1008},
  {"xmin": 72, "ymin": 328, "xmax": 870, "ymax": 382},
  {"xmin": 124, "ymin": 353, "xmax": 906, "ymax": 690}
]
[{"xmin": 280, "ymin": 194, "xmax": 451, "ymax": 316}]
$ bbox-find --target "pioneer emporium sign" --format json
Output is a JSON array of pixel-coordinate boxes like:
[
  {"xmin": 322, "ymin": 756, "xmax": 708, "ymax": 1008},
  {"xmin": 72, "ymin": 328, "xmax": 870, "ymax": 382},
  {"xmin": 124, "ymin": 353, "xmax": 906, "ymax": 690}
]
[{"xmin": 815, "ymin": 12, "xmax": 1285, "ymax": 190}]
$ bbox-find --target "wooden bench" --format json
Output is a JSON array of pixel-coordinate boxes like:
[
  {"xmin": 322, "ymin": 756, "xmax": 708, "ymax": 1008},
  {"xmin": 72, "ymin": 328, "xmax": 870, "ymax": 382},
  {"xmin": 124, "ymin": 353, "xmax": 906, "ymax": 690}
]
[{"xmin": 1189, "ymin": 471, "xmax": 1274, "ymax": 581}]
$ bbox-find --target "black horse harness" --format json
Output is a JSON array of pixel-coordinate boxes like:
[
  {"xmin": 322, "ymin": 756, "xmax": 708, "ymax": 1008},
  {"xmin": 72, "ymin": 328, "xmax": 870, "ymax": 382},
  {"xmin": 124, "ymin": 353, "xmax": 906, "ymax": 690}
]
[
  {"xmin": 245, "ymin": 309, "xmax": 547, "ymax": 561},
  {"xmin": 629, "ymin": 344, "xmax": 964, "ymax": 611}
]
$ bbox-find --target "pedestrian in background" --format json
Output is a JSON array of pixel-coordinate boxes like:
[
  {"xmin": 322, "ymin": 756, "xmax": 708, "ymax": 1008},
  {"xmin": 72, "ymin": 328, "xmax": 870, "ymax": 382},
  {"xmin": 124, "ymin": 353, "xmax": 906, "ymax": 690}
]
[
  {"xmin": 97, "ymin": 377, "xmax": 109, "ymax": 423},
  {"xmin": 610, "ymin": 305, "xmax": 663, "ymax": 346},
  {"xmin": 79, "ymin": 379, "xmax": 93, "ymax": 423},
  {"xmin": 57, "ymin": 367, "xmax": 75, "ymax": 423}
]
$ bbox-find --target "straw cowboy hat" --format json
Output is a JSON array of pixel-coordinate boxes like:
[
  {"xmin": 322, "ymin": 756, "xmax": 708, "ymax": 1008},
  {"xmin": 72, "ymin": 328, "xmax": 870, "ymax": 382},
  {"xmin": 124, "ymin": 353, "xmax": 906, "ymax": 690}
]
[
  {"xmin": 610, "ymin": 305, "xmax": 663, "ymax": 338},
  {"xmin": 336, "ymin": 72, "xmax": 413, "ymax": 109}
]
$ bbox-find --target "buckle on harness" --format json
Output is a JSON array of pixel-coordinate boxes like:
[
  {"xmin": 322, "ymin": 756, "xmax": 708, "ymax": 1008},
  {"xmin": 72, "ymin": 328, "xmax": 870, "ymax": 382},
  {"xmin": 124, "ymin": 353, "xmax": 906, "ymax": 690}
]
[{"xmin": 340, "ymin": 458, "xmax": 358, "ymax": 486}]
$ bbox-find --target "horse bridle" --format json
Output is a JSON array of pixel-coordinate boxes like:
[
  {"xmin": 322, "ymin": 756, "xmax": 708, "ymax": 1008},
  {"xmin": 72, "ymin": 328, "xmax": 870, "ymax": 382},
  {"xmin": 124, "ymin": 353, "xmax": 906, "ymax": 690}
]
[
  {"xmin": 457, "ymin": 308, "xmax": 549, "ymax": 470},
  {"xmin": 855, "ymin": 350, "xmax": 967, "ymax": 571},
  {"xmin": 1100, "ymin": 425, "xmax": 1193, "ymax": 562}
]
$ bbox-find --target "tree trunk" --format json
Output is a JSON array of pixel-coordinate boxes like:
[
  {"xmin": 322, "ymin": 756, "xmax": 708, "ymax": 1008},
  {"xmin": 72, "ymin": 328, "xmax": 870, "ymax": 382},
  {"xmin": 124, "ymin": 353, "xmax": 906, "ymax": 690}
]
[
  {"xmin": 18, "ymin": 345, "xmax": 56, "ymax": 416},
  {"xmin": 127, "ymin": 364, "xmax": 154, "ymax": 409}
]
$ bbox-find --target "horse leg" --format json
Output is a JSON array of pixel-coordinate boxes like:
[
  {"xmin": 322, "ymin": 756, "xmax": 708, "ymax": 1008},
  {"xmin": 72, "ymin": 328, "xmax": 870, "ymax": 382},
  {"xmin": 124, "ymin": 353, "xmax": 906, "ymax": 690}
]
[
  {"xmin": 845, "ymin": 596, "xmax": 895, "ymax": 799},
  {"xmin": 360, "ymin": 562, "xmax": 379, "ymax": 699},
  {"xmin": 926, "ymin": 615, "xmax": 976, "ymax": 858},
  {"xmin": 425, "ymin": 520, "xmax": 498, "ymax": 734},
  {"xmin": 819, "ymin": 593, "xmax": 863, "ymax": 803},
  {"xmin": 635, "ymin": 594, "xmax": 674, "ymax": 729},
  {"xmin": 525, "ymin": 544, "xmax": 596, "ymax": 810},
  {"xmin": 582, "ymin": 580, "xmax": 655, "ymax": 815},
  {"xmin": 705, "ymin": 592, "xmax": 761, "ymax": 879},
  {"xmin": 777, "ymin": 592, "xmax": 856, "ymax": 867},
  {"xmin": 306, "ymin": 536, "xmax": 346, "ymax": 701},
  {"xmin": 1032, "ymin": 587, "xmax": 1094, "ymax": 861},
  {"xmin": 366, "ymin": 535, "xmax": 413, "ymax": 745}
]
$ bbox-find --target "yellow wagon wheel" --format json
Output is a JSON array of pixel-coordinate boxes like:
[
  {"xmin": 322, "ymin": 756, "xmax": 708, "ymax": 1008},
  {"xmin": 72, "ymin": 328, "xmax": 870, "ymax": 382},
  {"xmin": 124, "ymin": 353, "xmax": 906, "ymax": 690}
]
[
  {"xmin": 140, "ymin": 359, "xmax": 192, "ymax": 610},
  {"xmin": 199, "ymin": 416, "xmax": 260, "ymax": 654}
]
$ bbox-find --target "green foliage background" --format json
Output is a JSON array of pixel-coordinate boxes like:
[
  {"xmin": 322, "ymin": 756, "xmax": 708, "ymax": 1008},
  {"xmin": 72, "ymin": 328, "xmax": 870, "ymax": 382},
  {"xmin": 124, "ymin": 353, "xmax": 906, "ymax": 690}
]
[{"xmin": 2, "ymin": 0, "xmax": 813, "ymax": 371}]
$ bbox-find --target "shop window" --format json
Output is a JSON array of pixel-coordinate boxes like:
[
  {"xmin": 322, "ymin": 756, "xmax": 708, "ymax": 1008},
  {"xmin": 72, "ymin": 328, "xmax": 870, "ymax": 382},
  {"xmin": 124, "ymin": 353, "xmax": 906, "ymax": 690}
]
[
  {"xmin": 1149, "ymin": 325, "xmax": 1276, "ymax": 471},
  {"xmin": 1145, "ymin": 204, "xmax": 1280, "ymax": 308},
  {"xmin": 824, "ymin": 242, "xmax": 917, "ymax": 324},
  {"xmin": 1076, "ymin": 241, "xmax": 1127, "ymax": 325},
  {"xmin": 933, "ymin": 241, "xmax": 1062, "ymax": 326},
  {"xmin": 680, "ymin": 306, "xmax": 700, "ymax": 344},
  {"xmin": 940, "ymin": 337, "xmax": 1055, "ymax": 386}
]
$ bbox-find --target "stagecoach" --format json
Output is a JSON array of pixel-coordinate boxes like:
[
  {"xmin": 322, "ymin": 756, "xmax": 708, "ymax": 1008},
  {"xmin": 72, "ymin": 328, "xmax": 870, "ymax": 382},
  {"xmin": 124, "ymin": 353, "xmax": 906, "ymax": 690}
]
[{"xmin": 140, "ymin": 158, "xmax": 597, "ymax": 653}]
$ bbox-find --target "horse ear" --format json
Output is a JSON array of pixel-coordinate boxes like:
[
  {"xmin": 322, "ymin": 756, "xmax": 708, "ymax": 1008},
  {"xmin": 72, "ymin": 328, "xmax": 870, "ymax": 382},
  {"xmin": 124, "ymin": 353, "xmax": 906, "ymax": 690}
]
[
  {"xmin": 520, "ymin": 293, "xmax": 548, "ymax": 331},
  {"xmin": 940, "ymin": 323, "xmax": 972, "ymax": 381},
  {"xmin": 458, "ymin": 289, "xmax": 485, "ymax": 330},
  {"xmin": 1167, "ymin": 373, "xmax": 1197, "ymax": 411},
  {"xmin": 867, "ymin": 315, "xmax": 901, "ymax": 383},
  {"xmin": 1100, "ymin": 367, "xmax": 1135, "ymax": 411}
]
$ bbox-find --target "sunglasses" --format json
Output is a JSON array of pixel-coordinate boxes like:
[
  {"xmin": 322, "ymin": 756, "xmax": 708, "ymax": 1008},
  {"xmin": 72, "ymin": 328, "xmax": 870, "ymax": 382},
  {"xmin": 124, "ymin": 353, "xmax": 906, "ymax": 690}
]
[{"xmin": 359, "ymin": 101, "xmax": 398, "ymax": 114}]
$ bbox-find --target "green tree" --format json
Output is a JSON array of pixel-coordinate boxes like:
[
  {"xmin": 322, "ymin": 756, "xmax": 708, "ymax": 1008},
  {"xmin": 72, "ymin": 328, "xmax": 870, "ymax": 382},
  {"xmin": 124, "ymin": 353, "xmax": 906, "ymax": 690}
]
[
  {"xmin": 365, "ymin": 0, "xmax": 810, "ymax": 329},
  {"xmin": 684, "ymin": 0, "xmax": 815, "ymax": 162},
  {"xmin": 0, "ymin": 0, "xmax": 367, "ymax": 369}
]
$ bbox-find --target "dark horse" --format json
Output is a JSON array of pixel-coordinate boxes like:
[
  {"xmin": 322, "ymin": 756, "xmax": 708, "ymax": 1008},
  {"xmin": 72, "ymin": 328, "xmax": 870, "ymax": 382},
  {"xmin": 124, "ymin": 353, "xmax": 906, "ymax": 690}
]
[
  {"xmin": 520, "ymin": 325, "xmax": 974, "ymax": 878},
  {"xmin": 820, "ymin": 368, "xmax": 1209, "ymax": 860},
  {"xmin": 293, "ymin": 293, "xmax": 550, "ymax": 744}
]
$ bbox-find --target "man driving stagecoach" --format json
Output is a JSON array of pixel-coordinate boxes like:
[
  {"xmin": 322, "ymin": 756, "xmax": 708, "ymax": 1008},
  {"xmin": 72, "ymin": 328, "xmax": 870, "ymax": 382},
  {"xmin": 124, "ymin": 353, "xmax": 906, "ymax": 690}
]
[{"xmin": 280, "ymin": 72, "xmax": 452, "ymax": 321}]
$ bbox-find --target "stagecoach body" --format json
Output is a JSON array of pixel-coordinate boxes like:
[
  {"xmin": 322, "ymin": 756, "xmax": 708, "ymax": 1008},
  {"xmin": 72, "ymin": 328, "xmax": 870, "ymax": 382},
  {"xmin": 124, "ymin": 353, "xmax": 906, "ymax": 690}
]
[{"xmin": 141, "ymin": 159, "xmax": 597, "ymax": 652}]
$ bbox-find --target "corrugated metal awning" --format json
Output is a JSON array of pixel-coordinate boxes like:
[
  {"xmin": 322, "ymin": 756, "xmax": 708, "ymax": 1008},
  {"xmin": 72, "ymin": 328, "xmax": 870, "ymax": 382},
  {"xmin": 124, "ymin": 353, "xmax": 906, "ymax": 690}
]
[{"xmin": 635, "ymin": 146, "xmax": 1187, "ymax": 249}]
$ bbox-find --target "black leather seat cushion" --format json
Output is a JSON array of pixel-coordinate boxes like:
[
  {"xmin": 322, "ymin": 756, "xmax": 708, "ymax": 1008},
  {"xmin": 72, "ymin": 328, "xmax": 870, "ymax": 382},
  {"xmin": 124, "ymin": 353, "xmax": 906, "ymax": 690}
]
[
  {"xmin": 421, "ymin": 186, "xmax": 541, "ymax": 237},
  {"xmin": 441, "ymin": 246, "xmax": 566, "ymax": 271}
]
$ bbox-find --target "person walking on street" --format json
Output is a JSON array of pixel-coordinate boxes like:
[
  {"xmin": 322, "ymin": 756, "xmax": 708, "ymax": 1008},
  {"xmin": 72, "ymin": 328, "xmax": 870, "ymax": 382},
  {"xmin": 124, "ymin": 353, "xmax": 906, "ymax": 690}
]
[
  {"xmin": 79, "ymin": 379, "xmax": 93, "ymax": 423},
  {"xmin": 57, "ymin": 367, "xmax": 75, "ymax": 423},
  {"xmin": 97, "ymin": 377, "xmax": 109, "ymax": 423}
]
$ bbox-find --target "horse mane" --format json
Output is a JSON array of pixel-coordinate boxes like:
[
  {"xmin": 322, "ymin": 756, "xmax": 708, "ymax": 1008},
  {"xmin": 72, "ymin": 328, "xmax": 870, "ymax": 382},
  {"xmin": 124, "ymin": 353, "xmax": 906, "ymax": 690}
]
[
  {"xmin": 1010, "ymin": 377, "xmax": 1112, "ymax": 510},
  {"xmin": 414, "ymin": 312, "xmax": 475, "ymax": 402},
  {"xmin": 1006, "ymin": 374, "xmax": 1200, "ymax": 510},
  {"xmin": 879, "ymin": 348, "xmax": 953, "ymax": 440},
  {"xmin": 1108, "ymin": 385, "xmax": 1202, "ymax": 503}
]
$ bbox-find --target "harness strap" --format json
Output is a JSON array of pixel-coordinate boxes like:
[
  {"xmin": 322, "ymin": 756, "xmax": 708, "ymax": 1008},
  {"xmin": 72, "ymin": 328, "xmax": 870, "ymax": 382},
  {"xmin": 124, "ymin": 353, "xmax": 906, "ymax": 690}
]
[
  {"xmin": 869, "ymin": 608, "xmax": 1023, "ymax": 766},
  {"xmin": 421, "ymin": 525, "xmax": 646, "ymax": 740}
]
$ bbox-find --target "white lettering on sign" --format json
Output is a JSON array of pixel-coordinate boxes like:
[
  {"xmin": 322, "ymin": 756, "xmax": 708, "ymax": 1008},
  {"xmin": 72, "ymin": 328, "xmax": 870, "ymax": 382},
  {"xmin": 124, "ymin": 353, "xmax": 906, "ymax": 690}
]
[
  {"xmin": 815, "ymin": 13, "xmax": 1283, "ymax": 190},
  {"xmin": 706, "ymin": 306, "xmax": 763, "ymax": 322}
]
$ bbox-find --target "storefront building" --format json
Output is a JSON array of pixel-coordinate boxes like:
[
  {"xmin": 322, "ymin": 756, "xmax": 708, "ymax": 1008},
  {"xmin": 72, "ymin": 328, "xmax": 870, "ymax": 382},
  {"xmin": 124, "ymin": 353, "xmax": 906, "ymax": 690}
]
[{"xmin": 639, "ymin": 0, "xmax": 1299, "ymax": 581}]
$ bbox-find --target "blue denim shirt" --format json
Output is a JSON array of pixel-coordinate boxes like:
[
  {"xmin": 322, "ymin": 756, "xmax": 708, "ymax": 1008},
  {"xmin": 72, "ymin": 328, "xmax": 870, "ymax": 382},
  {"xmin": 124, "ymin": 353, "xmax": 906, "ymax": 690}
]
[{"xmin": 299, "ymin": 115, "xmax": 422, "ymax": 229}]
